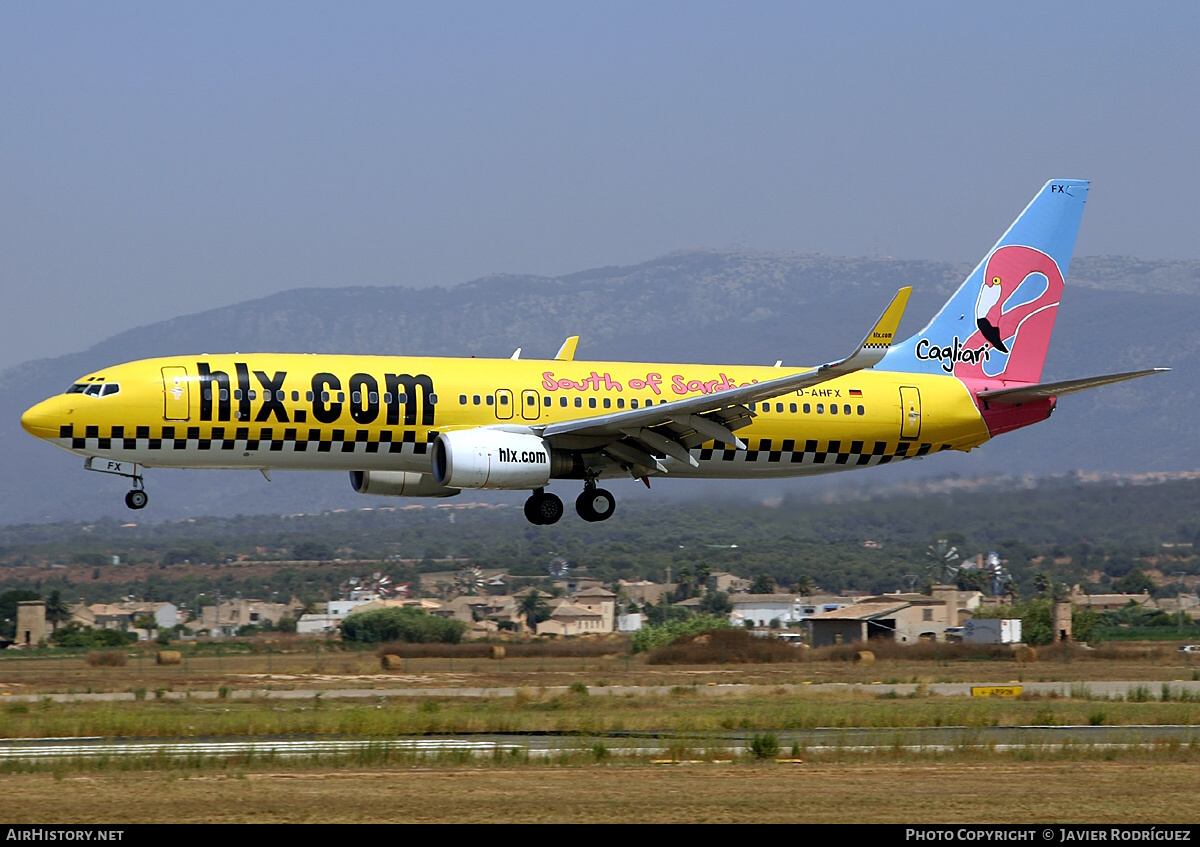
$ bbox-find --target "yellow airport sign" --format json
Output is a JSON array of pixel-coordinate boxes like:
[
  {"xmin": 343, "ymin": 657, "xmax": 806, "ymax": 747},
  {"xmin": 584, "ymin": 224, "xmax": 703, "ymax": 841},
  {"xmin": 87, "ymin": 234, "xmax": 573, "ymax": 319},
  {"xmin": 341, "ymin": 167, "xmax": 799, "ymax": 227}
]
[{"xmin": 971, "ymin": 685, "xmax": 1023, "ymax": 698}]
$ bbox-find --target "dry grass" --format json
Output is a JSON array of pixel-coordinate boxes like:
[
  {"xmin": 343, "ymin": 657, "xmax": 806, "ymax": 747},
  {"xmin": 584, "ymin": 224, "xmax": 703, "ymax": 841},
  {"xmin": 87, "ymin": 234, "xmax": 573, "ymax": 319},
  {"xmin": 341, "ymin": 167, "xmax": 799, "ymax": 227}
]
[
  {"xmin": 83, "ymin": 651, "xmax": 127, "ymax": 667},
  {"xmin": 3, "ymin": 761, "xmax": 1200, "ymax": 823}
]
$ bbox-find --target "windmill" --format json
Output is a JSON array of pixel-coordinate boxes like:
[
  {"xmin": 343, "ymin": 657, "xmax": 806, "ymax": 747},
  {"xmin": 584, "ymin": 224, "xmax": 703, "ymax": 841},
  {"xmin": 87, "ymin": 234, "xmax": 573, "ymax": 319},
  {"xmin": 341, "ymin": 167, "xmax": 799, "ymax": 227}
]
[
  {"xmin": 926, "ymin": 539, "xmax": 961, "ymax": 583},
  {"xmin": 454, "ymin": 566, "xmax": 487, "ymax": 596},
  {"xmin": 547, "ymin": 556, "xmax": 570, "ymax": 579}
]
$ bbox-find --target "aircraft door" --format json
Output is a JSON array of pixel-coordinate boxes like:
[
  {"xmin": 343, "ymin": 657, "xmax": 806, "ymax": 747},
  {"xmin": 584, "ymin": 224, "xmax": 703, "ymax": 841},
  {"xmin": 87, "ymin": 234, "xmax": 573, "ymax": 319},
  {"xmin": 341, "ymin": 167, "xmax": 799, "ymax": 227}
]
[
  {"xmin": 494, "ymin": 389, "xmax": 514, "ymax": 420},
  {"xmin": 521, "ymin": 389, "xmax": 541, "ymax": 421},
  {"xmin": 161, "ymin": 367, "xmax": 191, "ymax": 421},
  {"xmin": 899, "ymin": 386, "xmax": 921, "ymax": 440}
]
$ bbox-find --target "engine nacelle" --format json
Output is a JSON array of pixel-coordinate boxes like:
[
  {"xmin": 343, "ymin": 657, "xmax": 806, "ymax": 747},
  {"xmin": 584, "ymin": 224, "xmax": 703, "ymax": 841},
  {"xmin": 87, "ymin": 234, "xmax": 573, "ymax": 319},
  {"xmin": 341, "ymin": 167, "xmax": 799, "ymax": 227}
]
[
  {"xmin": 431, "ymin": 429, "xmax": 558, "ymax": 490},
  {"xmin": 349, "ymin": 470, "xmax": 459, "ymax": 498}
]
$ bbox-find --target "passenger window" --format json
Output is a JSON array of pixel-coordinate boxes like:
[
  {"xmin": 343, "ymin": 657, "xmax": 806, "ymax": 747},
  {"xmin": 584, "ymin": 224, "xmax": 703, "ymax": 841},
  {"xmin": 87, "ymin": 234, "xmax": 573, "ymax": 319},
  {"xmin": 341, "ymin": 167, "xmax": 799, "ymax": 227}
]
[
  {"xmin": 789, "ymin": 403, "xmax": 797, "ymax": 413},
  {"xmin": 856, "ymin": 405, "xmax": 864, "ymax": 416},
  {"xmin": 473, "ymin": 395, "xmax": 481, "ymax": 405},
  {"xmin": 574, "ymin": 397, "xmax": 582, "ymax": 408},
  {"xmin": 844, "ymin": 404, "xmax": 851, "ymax": 415},
  {"xmin": 617, "ymin": 399, "xmax": 625, "ymax": 409},
  {"xmin": 830, "ymin": 404, "xmax": 838, "ymax": 415},
  {"xmin": 776, "ymin": 403, "xmax": 783, "ymax": 412},
  {"xmin": 803, "ymin": 403, "xmax": 811, "ymax": 414},
  {"xmin": 816, "ymin": 404, "xmax": 824, "ymax": 413},
  {"xmin": 458, "ymin": 394, "xmax": 467, "ymax": 405},
  {"xmin": 603, "ymin": 398, "xmax": 611, "ymax": 408},
  {"xmin": 588, "ymin": 398, "xmax": 597, "ymax": 409},
  {"xmin": 631, "ymin": 399, "xmax": 639, "ymax": 409}
]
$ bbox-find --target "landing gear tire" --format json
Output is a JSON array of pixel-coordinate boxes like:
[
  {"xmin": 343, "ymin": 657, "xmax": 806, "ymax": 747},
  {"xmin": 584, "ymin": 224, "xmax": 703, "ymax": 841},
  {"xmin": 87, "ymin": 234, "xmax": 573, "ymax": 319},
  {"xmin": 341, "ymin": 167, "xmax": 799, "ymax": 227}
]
[
  {"xmin": 576, "ymin": 487, "xmax": 616, "ymax": 522},
  {"xmin": 124, "ymin": 489, "xmax": 148, "ymax": 510},
  {"xmin": 523, "ymin": 490, "xmax": 563, "ymax": 525}
]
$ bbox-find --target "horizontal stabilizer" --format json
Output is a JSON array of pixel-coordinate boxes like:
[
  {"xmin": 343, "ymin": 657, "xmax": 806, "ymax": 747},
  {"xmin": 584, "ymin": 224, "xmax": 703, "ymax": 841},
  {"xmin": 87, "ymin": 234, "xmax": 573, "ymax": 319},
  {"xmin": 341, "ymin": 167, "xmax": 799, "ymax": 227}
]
[{"xmin": 977, "ymin": 368, "xmax": 1169, "ymax": 405}]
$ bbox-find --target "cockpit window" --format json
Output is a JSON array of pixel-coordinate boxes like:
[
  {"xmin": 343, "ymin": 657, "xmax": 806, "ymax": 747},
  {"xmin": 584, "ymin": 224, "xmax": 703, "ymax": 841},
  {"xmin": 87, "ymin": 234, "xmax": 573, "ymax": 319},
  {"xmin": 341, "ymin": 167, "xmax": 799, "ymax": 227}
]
[{"xmin": 65, "ymin": 383, "xmax": 120, "ymax": 397}]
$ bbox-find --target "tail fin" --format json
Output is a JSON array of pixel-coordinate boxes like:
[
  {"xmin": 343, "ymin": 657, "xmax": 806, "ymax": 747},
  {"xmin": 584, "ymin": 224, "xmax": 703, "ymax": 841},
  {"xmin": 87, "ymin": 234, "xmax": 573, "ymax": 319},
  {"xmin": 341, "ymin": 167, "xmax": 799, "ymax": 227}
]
[{"xmin": 879, "ymin": 179, "xmax": 1088, "ymax": 384}]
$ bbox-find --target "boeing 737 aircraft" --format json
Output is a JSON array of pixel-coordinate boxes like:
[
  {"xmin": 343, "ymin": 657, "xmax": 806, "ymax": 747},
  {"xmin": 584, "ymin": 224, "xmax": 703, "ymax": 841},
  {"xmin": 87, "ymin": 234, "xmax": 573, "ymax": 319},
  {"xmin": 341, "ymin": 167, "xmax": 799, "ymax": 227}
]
[{"xmin": 21, "ymin": 180, "xmax": 1166, "ymax": 524}]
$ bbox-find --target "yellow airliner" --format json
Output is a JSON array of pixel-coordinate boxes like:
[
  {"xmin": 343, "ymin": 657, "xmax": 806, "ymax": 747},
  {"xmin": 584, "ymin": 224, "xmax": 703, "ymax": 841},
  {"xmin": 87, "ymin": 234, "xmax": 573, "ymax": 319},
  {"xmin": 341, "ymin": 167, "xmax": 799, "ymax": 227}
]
[{"xmin": 20, "ymin": 180, "xmax": 1166, "ymax": 524}]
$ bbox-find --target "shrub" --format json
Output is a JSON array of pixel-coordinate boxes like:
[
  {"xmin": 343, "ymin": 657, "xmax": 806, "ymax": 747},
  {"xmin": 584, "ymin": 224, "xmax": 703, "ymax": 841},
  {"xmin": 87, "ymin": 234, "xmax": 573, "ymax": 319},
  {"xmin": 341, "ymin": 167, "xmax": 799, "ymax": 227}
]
[
  {"xmin": 645, "ymin": 627, "xmax": 802, "ymax": 664},
  {"xmin": 340, "ymin": 606, "xmax": 466, "ymax": 644},
  {"xmin": 630, "ymin": 615, "xmax": 732, "ymax": 654},
  {"xmin": 749, "ymin": 732, "xmax": 780, "ymax": 760},
  {"xmin": 51, "ymin": 623, "xmax": 136, "ymax": 649}
]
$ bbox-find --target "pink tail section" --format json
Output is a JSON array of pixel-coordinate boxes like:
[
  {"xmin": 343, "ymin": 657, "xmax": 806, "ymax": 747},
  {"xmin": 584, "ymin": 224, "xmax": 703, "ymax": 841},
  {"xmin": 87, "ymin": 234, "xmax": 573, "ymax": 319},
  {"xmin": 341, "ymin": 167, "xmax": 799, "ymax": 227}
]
[{"xmin": 955, "ymin": 244, "xmax": 1065, "ymax": 384}]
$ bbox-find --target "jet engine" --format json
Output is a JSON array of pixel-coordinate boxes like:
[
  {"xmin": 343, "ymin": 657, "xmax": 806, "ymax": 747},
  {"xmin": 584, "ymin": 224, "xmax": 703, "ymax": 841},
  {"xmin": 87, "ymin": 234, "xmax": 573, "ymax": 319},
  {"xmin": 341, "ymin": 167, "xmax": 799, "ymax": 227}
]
[
  {"xmin": 431, "ymin": 429, "xmax": 566, "ymax": 490},
  {"xmin": 349, "ymin": 470, "xmax": 459, "ymax": 498}
]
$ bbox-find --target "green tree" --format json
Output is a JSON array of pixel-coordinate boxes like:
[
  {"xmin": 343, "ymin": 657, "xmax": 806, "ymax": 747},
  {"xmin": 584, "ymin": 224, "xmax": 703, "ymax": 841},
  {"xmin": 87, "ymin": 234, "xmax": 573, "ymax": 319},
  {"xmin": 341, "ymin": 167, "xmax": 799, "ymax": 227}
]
[
  {"xmin": 1112, "ymin": 568, "xmax": 1154, "ymax": 595},
  {"xmin": 698, "ymin": 590, "xmax": 732, "ymax": 616},
  {"xmin": 750, "ymin": 574, "xmax": 776, "ymax": 595}
]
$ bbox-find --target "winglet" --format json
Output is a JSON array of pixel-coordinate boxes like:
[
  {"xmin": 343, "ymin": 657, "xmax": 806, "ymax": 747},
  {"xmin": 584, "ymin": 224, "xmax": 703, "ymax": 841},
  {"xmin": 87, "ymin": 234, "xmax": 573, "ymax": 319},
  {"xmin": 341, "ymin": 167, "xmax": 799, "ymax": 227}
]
[
  {"xmin": 826, "ymin": 286, "xmax": 911, "ymax": 372},
  {"xmin": 555, "ymin": 336, "xmax": 580, "ymax": 361}
]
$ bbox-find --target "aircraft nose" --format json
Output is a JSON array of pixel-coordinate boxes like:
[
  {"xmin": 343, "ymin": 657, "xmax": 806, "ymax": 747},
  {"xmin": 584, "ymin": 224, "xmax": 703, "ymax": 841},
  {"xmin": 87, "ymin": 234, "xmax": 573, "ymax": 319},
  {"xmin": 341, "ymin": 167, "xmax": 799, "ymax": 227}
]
[{"xmin": 20, "ymin": 398, "xmax": 65, "ymax": 439}]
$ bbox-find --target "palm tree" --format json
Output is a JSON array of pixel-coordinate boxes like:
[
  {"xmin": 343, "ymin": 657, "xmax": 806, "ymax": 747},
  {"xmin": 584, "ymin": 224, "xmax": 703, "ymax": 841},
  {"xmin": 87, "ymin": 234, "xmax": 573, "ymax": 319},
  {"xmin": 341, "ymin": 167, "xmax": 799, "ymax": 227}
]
[
  {"xmin": 518, "ymin": 590, "xmax": 551, "ymax": 632},
  {"xmin": 44, "ymin": 590, "xmax": 72, "ymax": 632}
]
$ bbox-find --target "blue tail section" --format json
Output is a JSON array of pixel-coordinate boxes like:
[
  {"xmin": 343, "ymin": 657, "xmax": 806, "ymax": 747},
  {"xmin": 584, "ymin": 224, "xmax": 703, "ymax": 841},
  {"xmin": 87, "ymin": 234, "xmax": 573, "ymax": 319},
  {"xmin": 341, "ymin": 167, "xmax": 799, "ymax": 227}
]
[{"xmin": 879, "ymin": 179, "xmax": 1089, "ymax": 384}]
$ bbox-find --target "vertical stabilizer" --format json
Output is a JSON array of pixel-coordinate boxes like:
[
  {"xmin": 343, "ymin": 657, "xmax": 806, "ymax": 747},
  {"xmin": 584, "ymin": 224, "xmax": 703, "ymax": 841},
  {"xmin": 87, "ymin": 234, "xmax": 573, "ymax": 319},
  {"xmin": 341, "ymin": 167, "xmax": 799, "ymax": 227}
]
[{"xmin": 879, "ymin": 179, "xmax": 1088, "ymax": 384}]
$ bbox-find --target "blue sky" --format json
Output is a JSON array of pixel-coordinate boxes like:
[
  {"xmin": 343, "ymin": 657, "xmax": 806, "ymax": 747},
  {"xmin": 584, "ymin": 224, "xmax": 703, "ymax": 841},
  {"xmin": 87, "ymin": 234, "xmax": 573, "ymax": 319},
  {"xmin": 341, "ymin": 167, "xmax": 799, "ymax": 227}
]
[{"xmin": 2, "ymin": 1, "xmax": 1197, "ymax": 372}]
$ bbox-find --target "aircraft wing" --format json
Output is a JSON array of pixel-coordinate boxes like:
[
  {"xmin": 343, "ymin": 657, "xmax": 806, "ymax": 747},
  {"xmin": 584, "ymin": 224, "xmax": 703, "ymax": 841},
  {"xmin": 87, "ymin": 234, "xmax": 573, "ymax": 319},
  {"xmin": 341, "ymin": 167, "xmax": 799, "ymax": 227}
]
[
  {"xmin": 536, "ymin": 288, "xmax": 911, "ymax": 473},
  {"xmin": 977, "ymin": 368, "xmax": 1169, "ymax": 405}
]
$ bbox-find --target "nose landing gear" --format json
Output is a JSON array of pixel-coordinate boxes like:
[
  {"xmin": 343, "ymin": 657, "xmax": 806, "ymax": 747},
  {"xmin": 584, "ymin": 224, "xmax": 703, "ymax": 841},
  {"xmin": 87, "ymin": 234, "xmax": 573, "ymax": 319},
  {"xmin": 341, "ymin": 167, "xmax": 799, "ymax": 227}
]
[{"xmin": 124, "ymin": 487, "xmax": 148, "ymax": 510}]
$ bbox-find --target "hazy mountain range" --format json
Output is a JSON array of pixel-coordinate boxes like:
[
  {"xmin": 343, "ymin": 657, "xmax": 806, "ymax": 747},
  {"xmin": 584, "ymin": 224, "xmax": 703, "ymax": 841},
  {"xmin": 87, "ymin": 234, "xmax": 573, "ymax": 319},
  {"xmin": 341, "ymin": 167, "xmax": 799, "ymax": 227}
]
[{"xmin": 3, "ymin": 250, "xmax": 1194, "ymax": 524}]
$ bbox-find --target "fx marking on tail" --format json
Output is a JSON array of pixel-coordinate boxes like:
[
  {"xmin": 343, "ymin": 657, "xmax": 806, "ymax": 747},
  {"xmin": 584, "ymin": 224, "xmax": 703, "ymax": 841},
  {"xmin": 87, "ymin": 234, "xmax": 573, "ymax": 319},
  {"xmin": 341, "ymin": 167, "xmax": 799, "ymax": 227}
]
[{"xmin": 20, "ymin": 180, "xmax": 1168, "ymax": 524}]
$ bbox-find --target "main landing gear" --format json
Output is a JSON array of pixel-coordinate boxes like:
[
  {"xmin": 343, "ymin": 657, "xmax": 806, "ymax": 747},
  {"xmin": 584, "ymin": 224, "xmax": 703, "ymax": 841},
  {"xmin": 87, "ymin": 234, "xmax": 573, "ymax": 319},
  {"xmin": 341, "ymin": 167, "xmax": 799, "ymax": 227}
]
[{"xmin": 522, "ymin": 482, "xmax": 616, "ymax": 525}]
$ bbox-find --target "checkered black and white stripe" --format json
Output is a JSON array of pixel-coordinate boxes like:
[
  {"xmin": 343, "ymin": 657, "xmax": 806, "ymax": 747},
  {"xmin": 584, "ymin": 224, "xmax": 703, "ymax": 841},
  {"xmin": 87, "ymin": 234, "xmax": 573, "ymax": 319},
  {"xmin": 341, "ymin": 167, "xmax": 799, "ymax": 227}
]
[
  {"xmin": 60, "ymin": 424, "xmax": 437, "ymax": 455},
  {"xmin": 695, "ymin": 437, "xmax": 943, "ymax": 466}
]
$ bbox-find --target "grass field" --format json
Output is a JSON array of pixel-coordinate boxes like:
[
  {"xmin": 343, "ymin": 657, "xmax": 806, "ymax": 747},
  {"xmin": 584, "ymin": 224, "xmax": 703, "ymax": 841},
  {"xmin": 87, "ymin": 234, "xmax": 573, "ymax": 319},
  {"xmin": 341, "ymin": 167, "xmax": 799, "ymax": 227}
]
[{"xmin": 4, "ymin": 642, "xmax": 1200, "ymax": 823}]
